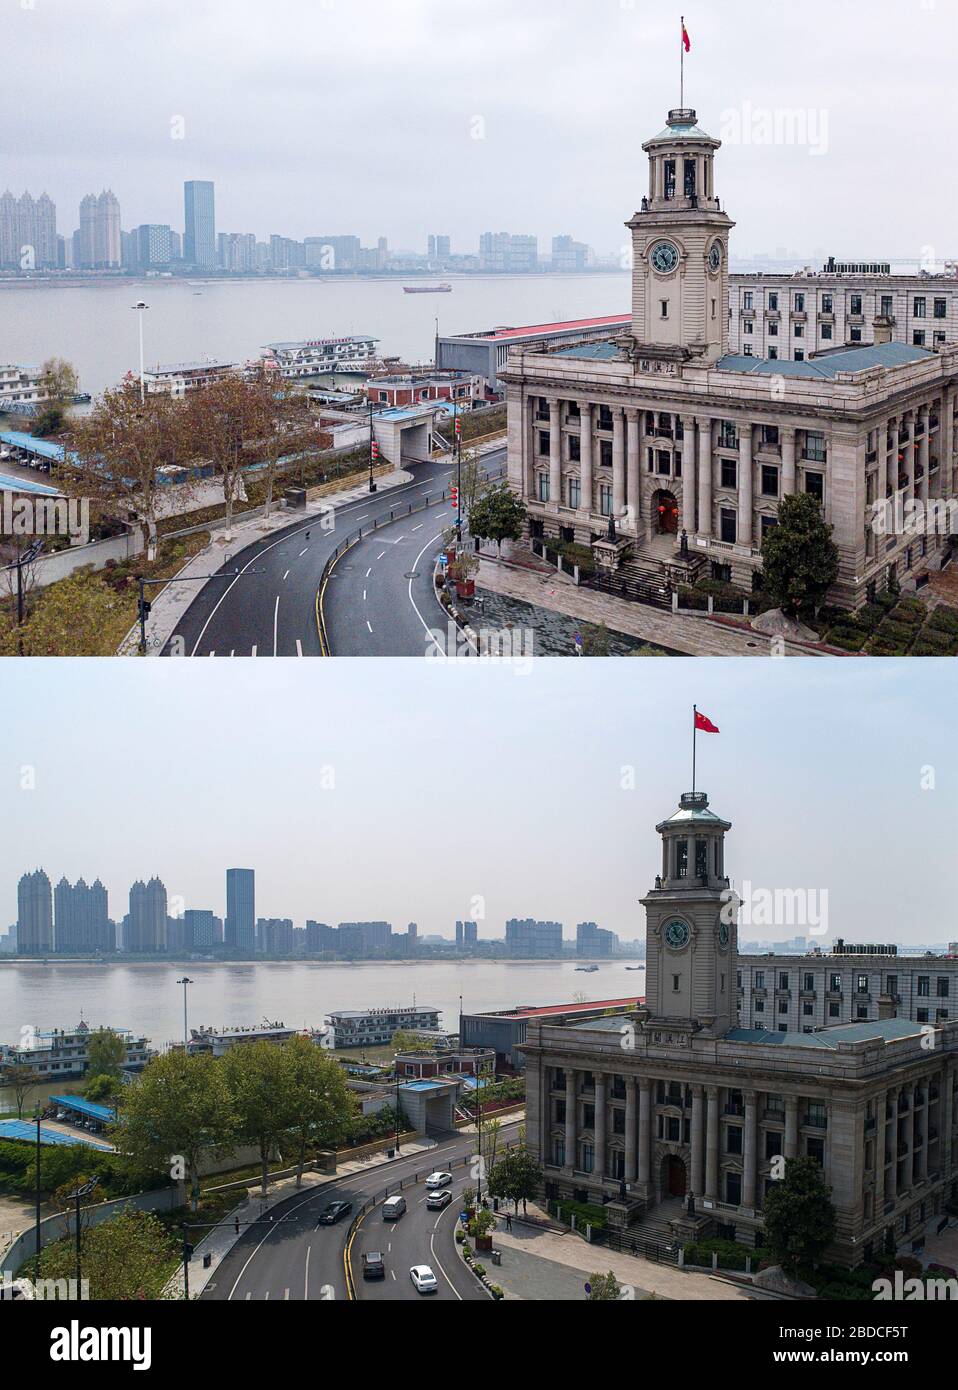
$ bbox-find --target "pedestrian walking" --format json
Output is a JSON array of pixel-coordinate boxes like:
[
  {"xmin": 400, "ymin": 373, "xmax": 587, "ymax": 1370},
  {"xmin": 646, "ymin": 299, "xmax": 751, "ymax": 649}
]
[{"xmin": 506, "ymin": 1212, "xmax": 513, "ymax": 1231}]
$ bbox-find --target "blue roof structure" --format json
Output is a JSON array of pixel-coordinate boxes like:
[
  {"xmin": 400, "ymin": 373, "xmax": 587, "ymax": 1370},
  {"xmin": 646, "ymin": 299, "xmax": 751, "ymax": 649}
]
[
  {"xmin": 554, "ymin": 342, "xmax": 622, "ymax": 361},
  {"xmin": 716, "ymin": 342, "xmax": 934, "ymax": 380},
  {"xmin": 726, "ymin": 1018, "xmax": 924, "ymax": 1050},
  {"xmin": 50, "ymin": 1094, "xmax": 116, "ymax": 1123},
  {"xmin": 0, "ymin": 430, "xmax": 67, "ymax": 462},
  {"xmin": 0, "ymin": 1120, "xmax": 112, "ymax": 1150},
  {"xmin": 0, "ymin": 470, "xmax": 61, "ymax": 497}
]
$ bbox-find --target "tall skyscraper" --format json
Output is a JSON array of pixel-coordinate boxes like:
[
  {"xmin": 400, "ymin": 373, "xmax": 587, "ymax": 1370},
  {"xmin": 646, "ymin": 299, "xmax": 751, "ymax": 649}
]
[
  {"xmin": 183, "ymin": 909, "xmax": 215, "ymax": 949},
  {"xmin": 75, "ymin": 191, "xmax": 121, "ymax": 269},
  {"xmin": 17, "ymin": 869, "xmax": 53, "ymax": 953},
  {"xmin": 184, "ymin": 180, "xmax": 216, "ymax": 270},
  {"xmin": 127, "ymin": 877, "xmax": 168, "ymax": 952},
  {"xmin": 0, "ymin": 191, "xmax": 57, "ymax": 269},
  {"xmin": 225, "ymin": 868, "xmax": 255, "ymax": 950},
  {"xmin": 54, "ymin": 877, "xmax": 110, "ymax": 953}
]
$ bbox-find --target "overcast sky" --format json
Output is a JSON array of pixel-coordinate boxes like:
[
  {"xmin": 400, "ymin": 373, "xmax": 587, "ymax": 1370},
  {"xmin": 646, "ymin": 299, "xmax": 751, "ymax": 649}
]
[
  {"xmin": 4, "ymin": 0, "xmax": 956, "ymax": 258},
  {"xmin": 3, "ymin": 658, "xmax": 955, "ymax": 945}
]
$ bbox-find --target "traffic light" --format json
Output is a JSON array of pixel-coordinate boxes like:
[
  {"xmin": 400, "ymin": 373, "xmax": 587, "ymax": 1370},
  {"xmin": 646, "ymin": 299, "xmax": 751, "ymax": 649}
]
[
  {"xmin": 455, "ymin": 416, "xmax": 462, "ymax": 439},
  {"xmin": 138, "ymin": 598, "xmax": 152, "ymax": 621},
  {"xmin": 450, "ymin": 486, "xmax": 459, "ymax": 510},
  {"xmin": 371, "ymin": 440, "xmax": 379, "ymax": 462}
]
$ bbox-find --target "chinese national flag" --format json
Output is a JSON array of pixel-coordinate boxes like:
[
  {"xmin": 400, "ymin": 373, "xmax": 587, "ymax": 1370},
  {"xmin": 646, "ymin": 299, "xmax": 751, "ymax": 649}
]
[
  {"xmin": 695, "ymin": 710, "xmax": 719, "ymax": 734},
  {"xmin": 682, "ymin": 21, "xmax": 691, "ymax": 52}
]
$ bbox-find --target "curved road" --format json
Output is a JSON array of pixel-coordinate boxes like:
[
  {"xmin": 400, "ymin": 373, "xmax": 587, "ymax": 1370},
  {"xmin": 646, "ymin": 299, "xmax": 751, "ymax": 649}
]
[
  {"xmin": 201, "ymin": 1122, "xmax": 519, "ymax": 1303},
  {"xmin": 165, "ymin": 449, "xmax": 504, "ymax": 658}
]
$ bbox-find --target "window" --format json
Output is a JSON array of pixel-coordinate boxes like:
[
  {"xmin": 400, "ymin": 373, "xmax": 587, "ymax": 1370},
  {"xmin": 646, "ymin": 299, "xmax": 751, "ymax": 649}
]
[
  {"xmin": 720, "ymin": 508, "xmax": 737, "ymax": 544},
  {"xmin": 743, "ymin": 344, "xmax": 753, "ymax": 357},
  {"xmin": 539, "ymin": 431, "xmax": 550, "ymax": 457},
  {"xmin": 755, "ymin": 999, "xmax": 765, "ymax": 1013},
  {"xmin": 849, "ymin": 327, "xmax": 862, "ymax": 342},
  {"xmin": 794, "ymin": 293, "xmax": 805, "ymax": 312},
  {"xmin": 721, "ymin": 459, "xmax": 738, "ymax": 489},
  {"xmin": 856, "ymin": 974, "xmax": 869, "ymax": 994},
  {"xmin": 726, "ymin": 1125, "xmax": 743, "ymax": 1155},
  {"xmin": 765, "ymin": 1131, "xmax": 783, "ymax": 1160},
  {"xmin": 569, "ymin": 434, "xmax": 580, "ymax": 462},
  {"xmin": 598, "ymin": 405, "xmax": 613, "ymax": 431},
  {"xmin": 794, "ymin": 349, "xmax": 805, "ymax": 361},
  {"xmin": 805, "ymin": 471, "xmax": 824, "ymax": 502},
  {"xmin": 937, "ymin": 977, "xmax": 950, "ymax": 998},
  {"xmin": 661, "ymin": 299, "xmax": 669, "ymax": 319},
  {"xmin": 794, "ymin": 324, "xmax": 805, "ymax": 339},
  {"xmin": 743, "ymin": 292, "xmax": 754, "ymax": 311},
  {"xmin": 914, "ymin": 297, "xmax": 926, "ymax": 319},
  {"xmin": 917, "ymin": 976, "xmax": 930, "ymax": 997},
  {"xmin": 850, "ymin": 294, "xmax": 862, "ymax": 316},
  {"xmin": 664, "ymin": 159, "xmax": 676, "ymax": 199},
  {"xmin": 552, "ymin": 1138, "xmax": 565, "ymax": 1166},
  {"xmin": 934, "ymin": 298, "xmax": 947, "ymax": 319},
  {"xmin": 600, "ymin": 439, "xmax": 613, "ymax": 468},
  {"xmin": 768, "ymin": 321, "xmax": 779, "ymax": 336},
  {"xmin": 821, "ymin": 323, "xmax": 833, "ymax": 341},
  {"xmin": 761, "ymin": 424, "xmax": 780, "ymax": 446},
  {"xmin": 803, "ymin": 972, "xmax": 816, "ymax": 992},
  {"xmin": 768, "ymin": 292, "xmax": 778, "ymax": 311},
  {"xmin": 803, "ymin": 1001, "xmax": 814, "ymax": 1016},
  {"xmin": 761, "ymin": 465, "xmax": 779, "ymax": 498},
  {"xmin": 725, "ymin": 1172, "xmax": 742, "ymax": 1205},
  {"xmin": 806, "ymin": 1136, "xmax": 825, "ymax": 1166},
  {"xmin": 719, "ymin": 421, "xmax": 738, "ymax": 449},
  {"xmin": 555, "ymin": 1099, "xmax": 566, "ymax": 1124},
  {"xmin": 537, "ymin": 474, "xmax": 550, "ymax": 503},
  {"xmin": 743, "ymin": 320, "xmax": 754, "ymax": 335},
  {"xmin": 829, "ymin": 973, "xmax": 842, "ymax": 993},
  {"xmin": 828, "ymin": 1001, "xmax": 840, "ymax": 1018},
  {"xmin": 567, "ymin": 477, "xmax": 580, "ymax": 509},
  {"xmin": 822, "ymin": 294, "xmax": 833, "ymax": 313},
  {"xmin": 778, "ymin": 998, "xmax": 788, "ymax": 1015},
  {"xmin": 667, "ymin": 1116, "xmax": 681, "ymax": 1142},
  {"xmin": 657, "ymin": 451, "xmax": 671, "ymax": 475},
  {"xmin": 768, "ymin": 346, "xmax": 779, "ymax": 360},
  {"xmin": 599, "ymin": 485, "xmax": 612, "ymax": 516}
]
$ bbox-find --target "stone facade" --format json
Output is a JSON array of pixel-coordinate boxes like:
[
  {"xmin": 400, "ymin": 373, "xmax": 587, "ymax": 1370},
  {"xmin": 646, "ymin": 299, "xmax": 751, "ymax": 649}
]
[
  {"xmin": 501, "ymin": 107, "xmax": 958, "ymax": 610},
  {"xmin": 524, "ymin": 790, "xmax": 958, "ymax": 1266}
]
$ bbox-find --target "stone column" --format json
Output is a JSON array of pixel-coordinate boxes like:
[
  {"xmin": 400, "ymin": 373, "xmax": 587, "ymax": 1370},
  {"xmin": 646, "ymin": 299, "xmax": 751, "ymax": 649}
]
[
  {"xmin": 914, "ymin": 1088, "xmax": 927, "ymax": 1184},
  {"xmin": 612, "ymin": 408, "xmax": 626, "ymax": 521},
  {"xmin": 696, "ymin": 416, "xmax": 713, "ymax": 539},
  {"xmin": 743, "ymin": 1091, "xmax": 758, "ymax": 1209},
  {"xmin": 874, "ymin": 1094, "xmax": 886, "ymax": 1215},
  {"xmin": 919, "ymin": 406, "xmax": 930, "ymax": 505},
  {"xmin": 903, "ymin": 413, "xmax": 916, "ymax": 498},
  {"xmin": 886, "ymin": 1093, "xmax": 898, "ymax": 1203},
  {"xmin": 691, "ymin": 1085, "xmax": 705, "ymax": 1197},
  {"xmin": 594, "ymin": 1074, "xmax": 607, "ymax": 1182},
  {"xmin": 681, "ymin": 415, "xmax": 696, "ymax": 535},
  {"xmin": 943, "ymin": 389, "xmax": 955, "ymax": 487},
  {"xmin": 738, "ymin": 424, "xmax": 753, "ymax": 548},
  {"xmin": 524, "ymin": 396, "xmax": 536, "ymax": 500},
  {"xmin": 564, "ymin": 1069, "xmax": 577, "ymax": 1172},
  {"xmin": 579, "ymin": 403, "xmax": 594, "ymax": 520},
  {"xmin": 887, "ymin": 418, "xmax": 899, "ymax": 499},
  {"xmin": 705, "ymin": 1086, "xmax": 719, "ymax": 1201},
  {"xmin": 625, "ymin": 1079, "xmax": 637, "ymax": 1182},
  {"xmin": 638, "ymin": 1079, "xmax": 651, "ymax": 1186},
  {"xmin": 943, "ymin": 1064, "xmax": 955, "ymax": 1173},
  {"xmin": 549, "ymin": 400, "xmax": 562, "ymax": 508},
  {"xmin": 784, "ymin": 1096, "xmax": 799, "ymax": 1159},
  {"xmin": 626, "ymin": 408, "xmax": 641, "ymax": 537},
  {"xmin": 782, "ymin": 427, "xmax": 797, "ymax": 495}
]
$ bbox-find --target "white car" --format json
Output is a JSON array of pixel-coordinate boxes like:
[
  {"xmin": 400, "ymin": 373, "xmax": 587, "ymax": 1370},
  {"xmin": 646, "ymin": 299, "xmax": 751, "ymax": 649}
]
[
  {"xmin": 410, "ymin": 1264, "xmax": 438, "ymax": 1294},
  {"xmin": 426, "ymin": 1188, "xmax": 452, "ymax": 1210},
  {"xmin": 424, "ymin": 1171, "xmax": 452, "ymax": 1189}
]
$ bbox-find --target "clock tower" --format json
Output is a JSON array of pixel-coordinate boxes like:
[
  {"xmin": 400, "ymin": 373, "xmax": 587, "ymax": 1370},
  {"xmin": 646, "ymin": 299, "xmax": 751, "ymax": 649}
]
[
  {"xmin": 626, "ymin": 108, "xmax": 735, "ymax": 365},
  {"xmin": 641, "ymin": 791, "xmax": 738, "ymax": 1039}
]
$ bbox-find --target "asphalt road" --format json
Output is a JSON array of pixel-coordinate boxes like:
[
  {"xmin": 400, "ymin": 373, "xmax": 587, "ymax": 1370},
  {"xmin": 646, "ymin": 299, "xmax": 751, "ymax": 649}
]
[
  {"xmin": 201, "ymin": 1121, "xmax": 519, "ymax": 1303},
  {"xmin": 166, "ymin": 448, "xmax": 505, "ymax": 658}
]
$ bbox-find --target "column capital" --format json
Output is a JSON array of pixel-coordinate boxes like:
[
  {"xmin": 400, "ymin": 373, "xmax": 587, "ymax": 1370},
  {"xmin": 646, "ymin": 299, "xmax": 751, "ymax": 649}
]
[
  {"xmin": 625, "ymin": 406, "xmax": 640, "ymax": 422},
  {"xmin": 692, "ymin": 1083, "xmax": 705, "ymax": 1099}
]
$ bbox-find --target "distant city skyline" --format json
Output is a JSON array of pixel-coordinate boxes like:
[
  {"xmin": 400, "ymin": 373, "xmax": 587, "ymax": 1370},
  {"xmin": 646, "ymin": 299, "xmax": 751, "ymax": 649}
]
[
  {"xmin": 2, "ymin": 659, "xmax": 954, "ymax": 946},
  {"xmin": 3, "ymin": 1, "xmax": 956, "ymax": 259}
]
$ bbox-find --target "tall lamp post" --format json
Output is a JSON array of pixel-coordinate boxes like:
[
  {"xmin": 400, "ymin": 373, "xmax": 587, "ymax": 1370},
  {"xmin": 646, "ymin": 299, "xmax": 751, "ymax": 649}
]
[
  {"xmin": 453, "ymin": 397, "xmax": 463, "ymax": 541},
  {"xmin": 33, "ymin": 1104, "xmax": 42, "ymax": 1282},
  {"xmin": 132, "ymin": 301, "xmax": 150, "ymax": 403},
  {"xmin": 176, "ymin": 976, "xmax": 194, "ymax": 1046},
  {"xmin": 66, "ymin": 1177, "xmax": 99, "ymax": 1291},
  {"xmin": 368, "ymin": 398, "xmax": 378, "ymax": 494}
]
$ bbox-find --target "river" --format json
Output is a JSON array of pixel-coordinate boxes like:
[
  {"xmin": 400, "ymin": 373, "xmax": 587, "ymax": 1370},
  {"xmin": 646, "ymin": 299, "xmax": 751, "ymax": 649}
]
[{"xmin": 0, "ymin": 272, "xmax": 631, "ymax": 397}]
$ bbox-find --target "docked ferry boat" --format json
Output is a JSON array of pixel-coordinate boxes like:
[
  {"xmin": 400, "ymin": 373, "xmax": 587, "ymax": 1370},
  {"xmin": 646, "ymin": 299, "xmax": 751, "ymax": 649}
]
[
  {"xmin": 0, "ymin": 1019, "xmax": 151, "ymax": 1080},
  {"xmin": 261, "ymin": 335, "xmax": 380, "ymax": 381}
]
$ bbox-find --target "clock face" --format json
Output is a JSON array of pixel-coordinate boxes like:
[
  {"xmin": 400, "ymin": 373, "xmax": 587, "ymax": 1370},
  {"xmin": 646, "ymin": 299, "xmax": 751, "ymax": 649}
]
[
  {"xmin": 718, "ymin": 921, "xmax": 731, "ymax": 949},
  {"xmin": 708, "ymin": 242, "xmax": 722, "ymax": 273},
  {"xmin": 650, "ymin": 241, "xmax": 680, "ymax": 274},
  {"xmin": 664, "ymin": 919, "xmax": 691, "ymax": 950}
]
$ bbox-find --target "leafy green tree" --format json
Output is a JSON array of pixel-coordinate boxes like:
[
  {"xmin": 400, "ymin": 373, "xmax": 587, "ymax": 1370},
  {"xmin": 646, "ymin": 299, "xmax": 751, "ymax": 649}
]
[
  {"xmin": 486, "ymin": 1147, "xmax": 543, "ymax": 1214},
  {"xmin": 85, "ymin": 1028, "xmax": 127, "ymax": 1080},
  {"xmin": 587, "ymin": 1271, "xmax": 623, "ymax": 1300},
  {"xmin": 760, "ymin": 493, "xmax": 840, "ymax": 617},
  {"xmin": 281, "ymin": 1035, "xmax": 356, "ymax": 1187},
  {"xmin": 467, "ymin": 482, "xmax": 526, "ymax": 557},
  {"xmin": 221, "ymin": 1041, "xmax": 297, "ymax": 1197},
  {"xmin": 763, "ymin": 1156, "xmax": 836, "ymax": 1277},
  {"xmin": 83, "ymin": 1072, "xmax": 124, "ymax": 1106},
  {"xmin": 37, "ymin": 1208, "xmax": 177, "ymax": 1300},
  {"xmin": 40, "ymin": 357, "xmax": 78, "ymax": 406},
  {"xmin": 120, "ymin": 1051, "xmax": 235, "ymax": 1209},
  {"xmin": 33, "ymin": 406, "xmax": 65, "ymax": 438}
]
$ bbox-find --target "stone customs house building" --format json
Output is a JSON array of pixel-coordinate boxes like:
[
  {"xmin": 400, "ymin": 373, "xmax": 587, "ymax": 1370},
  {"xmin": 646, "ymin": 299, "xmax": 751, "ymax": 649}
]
[
  {"xmin": 523, "ymin": 789, "xmax": 958, "ymax": 1265},
  {"xmin": 502, "ymin": 106, "xmax": 958, "ymax": 609}
]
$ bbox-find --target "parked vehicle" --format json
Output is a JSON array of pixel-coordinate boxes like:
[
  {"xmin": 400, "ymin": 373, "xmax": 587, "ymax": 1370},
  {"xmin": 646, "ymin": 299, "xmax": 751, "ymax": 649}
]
[
  {"xmin": 426, "ymin": 1189, "xmax": 452, "ymax": 1210},
  {"xmin": 410, "ymin": 1264, "xmax": 438, "ymax": 1294},
  {"xmin": 362, "ymin": 1251, "xmax": 386, "ymax": 1280},
  {"xmin": 317, "ymin": 1200, "xmax": 353, "ymax": 1226},
  {"xmin": 382, "ymin": 1195, "xmax": 406, "ymax": 1220}
]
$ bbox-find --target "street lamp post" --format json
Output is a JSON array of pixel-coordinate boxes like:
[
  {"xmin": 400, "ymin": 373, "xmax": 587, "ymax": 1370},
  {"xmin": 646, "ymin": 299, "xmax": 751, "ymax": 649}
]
[
  {"xmin": 368, "ymin": 398, "xmax": 378, "ymax": 494},
  {"xmin": 133, "ymin": 301, "xmax": 149, "ymax": 403},
  {"xmin": 176, "ymin": 976, "xmax": 194, "ymax": 1046},
  {"xmin": 66, "ymin": 1177, "xmax": 99, "ymax": 1291},
  {"xmin": 33, "ymin": 1105, "xmax": 42, "ymax": 1283},
  {"xmin": 454, "ymin": 398, "xmax": 463, "ymax": 541},
  {"xmin": 394, "ymin": 1066, "xmax": 402, "ymax": 1155}
]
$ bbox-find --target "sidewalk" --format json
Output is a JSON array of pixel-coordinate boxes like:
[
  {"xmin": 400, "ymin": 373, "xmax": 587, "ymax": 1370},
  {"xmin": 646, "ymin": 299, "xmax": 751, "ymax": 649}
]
[
  {"xmin": 116, "ymin": 465, "xmax": 414, "ymax": 657},
  {"xmin": 476, "ymin": 558, "xmax": 822, "ymax": 658},
  {"xmin": 164, "ymin": 1135, "xmax": 436, "ymax": 1299},
  {"xmin": 488, "ymin": 1221, "xmax": 755, "ymax": 1301}
]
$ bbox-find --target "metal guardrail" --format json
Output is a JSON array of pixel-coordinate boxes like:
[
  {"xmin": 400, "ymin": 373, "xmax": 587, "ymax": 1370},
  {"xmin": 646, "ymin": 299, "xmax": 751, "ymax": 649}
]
[{"xmin": 316, "ymin": 464, "xmax": 506, "ymax": 656}]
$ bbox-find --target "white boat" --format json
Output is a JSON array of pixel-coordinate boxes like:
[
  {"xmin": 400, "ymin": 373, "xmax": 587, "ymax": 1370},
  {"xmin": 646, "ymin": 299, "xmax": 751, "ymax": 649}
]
[{"xmin": 261, "ymin": 335, "xmax": 380, "ymax": 380}]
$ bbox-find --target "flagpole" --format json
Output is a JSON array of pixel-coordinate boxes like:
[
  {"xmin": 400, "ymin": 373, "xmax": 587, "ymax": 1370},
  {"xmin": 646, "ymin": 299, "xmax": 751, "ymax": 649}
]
[
  {"xmin": 692, "ymin": 704, "xmax": 697, "ymax": 794},
  {"xmin": 680, "ymin": 16, "xmax": 685, "ymax": 108}
]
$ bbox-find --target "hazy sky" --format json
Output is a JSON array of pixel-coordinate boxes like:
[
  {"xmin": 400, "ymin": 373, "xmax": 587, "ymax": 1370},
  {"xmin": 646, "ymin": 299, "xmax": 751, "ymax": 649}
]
[
  {"xmin": 3, "ymin": 658, "xmax": 955, "ymax": 945},
  {"xmin": 4, "ymin": 0, "xmax": 957, "ymax": 258}
]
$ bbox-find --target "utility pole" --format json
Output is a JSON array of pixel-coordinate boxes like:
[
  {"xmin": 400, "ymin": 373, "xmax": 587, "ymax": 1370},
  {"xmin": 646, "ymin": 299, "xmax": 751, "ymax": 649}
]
[
  {"xmin": 66, "ymin": 1178, "xmax": 99, "ymax": 1291},
  {"xmin": 176, "ymin": 976, "xmax": 194, "ymax": 1045},
  {"xmin": 454, "ymin": 398, "xmax": 463, "ymax": 542},
  {"xmin": 368, "ymin": 397, "xmax": 378, "ymax": 493}
]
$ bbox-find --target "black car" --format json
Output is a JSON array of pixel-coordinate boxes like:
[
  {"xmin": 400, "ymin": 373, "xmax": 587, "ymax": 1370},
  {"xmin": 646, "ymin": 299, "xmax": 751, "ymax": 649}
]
[
  {"xmin": 317, "ymin": 1200, "xmax": 353, "ymax": 1225},
  {"xmin": 362, "ymin": 1251, "xmax": 386, "ymax": 1279}
]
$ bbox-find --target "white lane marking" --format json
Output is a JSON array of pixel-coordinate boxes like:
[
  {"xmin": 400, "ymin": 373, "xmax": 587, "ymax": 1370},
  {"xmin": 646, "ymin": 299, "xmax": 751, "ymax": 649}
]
[
  {"xmin": 229, "ymin": 650, "xmax": 234, "ymax": 657},
  {"xmin": 251, "ymin": 645, "xmax": 257, "ymax": 657},
  {"xmin": 377, "ymin": 551, "xmax": 386, "ymax": 561},
  {"xmin": 284, "ymin": 1288, "xmax": 290, "ymax": 1301},
  {"xmin": 245, "ymin": 1291, "xmax": 252, "ymax": 1301},
  {"xmin": 409, "ymin": 533, "xmax": 451, "ymax": 658},
  {"xmin": 411, "ymin": 523, "xmax": 424, "ymax": 532},
  {"xmin": 355, "ymin": 513, "xmax": 369, "ymax": 520},
  {"xmin": 430, "ymin": 1227, "xmax": 462, "ymax": 1301},
  {"xmin": 366, "ymin": 620, "xmax": 373, "ymax": 633},
  {"xmin": 365, "ymin": 568, "xmax": 372, "ymax": 578},
  {"xmin": 283, "ymin": 569, "xmax": 290, "ymax": 581},
  {"xmin": 296, "ymin": 639, "xmax": 303, "ymax": 657},
  {"xmin": 390, "ymin": 1270, "xmax": 396, "ymax": 1281},
  {"xmin": 208, "ymin": 651, "xmax": 215, "ymax": 657},
  {"xmin": 363, "ymin": 590, "xmax": 367, "ymax": 601},
  {"xmin": 305, "ymin": 1246, "xmax": 310, "ymax": 1299},
  {"xmin": 273, "ymin": 596, "xmax": 280, "ymax": 657},
  {"xmin": 264, "ymin": 1291, "xmax": 270, "ymax": 1301}
]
